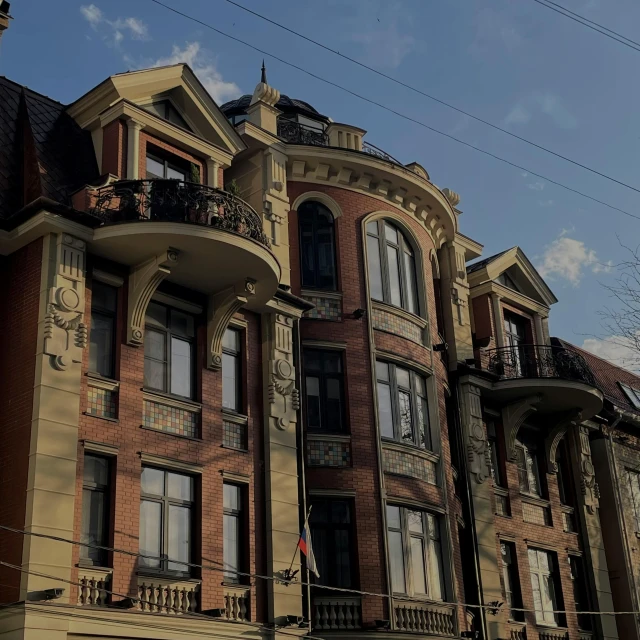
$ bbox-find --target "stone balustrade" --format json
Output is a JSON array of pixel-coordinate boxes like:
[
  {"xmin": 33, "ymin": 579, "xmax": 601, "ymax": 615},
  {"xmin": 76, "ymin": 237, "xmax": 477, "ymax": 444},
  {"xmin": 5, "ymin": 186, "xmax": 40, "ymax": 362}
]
[
  {"xmin": 393, "ymin": 601, "xmax": 456, "ymax": 636},
  {"xmin": 77, "ymin": 567, "xmax": 112, "ymax": 606},
  {"xmin": 223, "ymin": 584, "xmax": 250, "ymax": 622},
  {"xmin": 312, "ymin": 597, "xmax": 362, "ymax": 630},
  {"xmin": 509, "ymin": 622, "xmax": 527, "ymax": 640},
  {"xmin": 136, "ymin": 578, "xmax": 200, "ymax": 614}
]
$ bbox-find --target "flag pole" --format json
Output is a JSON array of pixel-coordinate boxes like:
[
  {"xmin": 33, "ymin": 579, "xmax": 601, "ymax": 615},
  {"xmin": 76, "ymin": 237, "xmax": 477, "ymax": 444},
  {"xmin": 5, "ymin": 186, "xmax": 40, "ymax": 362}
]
[{"xmin": 285, "ymin": 505, "xmax": 312, "ymax": 580}]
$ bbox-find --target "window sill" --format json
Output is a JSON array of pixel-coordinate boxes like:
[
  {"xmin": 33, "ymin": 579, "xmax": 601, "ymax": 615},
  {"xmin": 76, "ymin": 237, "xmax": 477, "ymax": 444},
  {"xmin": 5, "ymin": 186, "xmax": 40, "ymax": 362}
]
[
  {"xmin": 301, "ymin": 288, "xmax": 343, "ymax": 301},
  {"xmin": 221, "ymin": 444, "xmax": 249, "ymax": 453},
  {"xmin": 140, "ymin": 425, "xmax": 202, "ymax": 442},
  {"xmin": 142, "ymin": 388, "xmax": 202, "ymax": 413},
  {"xmin": 307, "ymin": 432, "xmax": 351, "ymax": 442},
  {"xmin": 381, "ymin": 439, "xmax": 439, "ymax": 463},
  {"xmin": 519, "ymin": 493, "xmax": 550, "ymax": 507},
  {"xmin": 371, "ymin": 299, "xmax": 428, "ymax": 329},
  {"xmin": 77, "ymin": 561, "xmax": 112, "ymax": 571},
  {"xmin": 84, "ymin": 412, "xmax": 119, "ymax": 424},
  {"xmin": 222, "ymin": 409, "xmax": 248, "ymax": 424},
  {"xmin": 86, "ymin": 373, "xmax": 120, "ymax": 392},
  {"xmin": 136, "ymin": 569, "xmax": 199, "ymax": 583}
]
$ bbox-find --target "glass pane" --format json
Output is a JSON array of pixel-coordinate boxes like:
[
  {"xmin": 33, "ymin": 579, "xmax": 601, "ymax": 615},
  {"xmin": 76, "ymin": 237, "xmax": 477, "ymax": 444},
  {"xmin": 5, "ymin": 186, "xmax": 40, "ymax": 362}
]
[
  {"xmin": 313, "ymin": 527, "xmax": 328, "ymax": 585},
  {"xmin": 306, "ymin": 376, "xmax": 321, "ymax": 429},
  {"xmin": 89, "ymin": 313, "xmax": 114, "ymax": 377},
  {"xmin": 84, "ymin": 455, "xmax": 109, "ymax": 487},
  {"xmin": 388, "ymin": 530, "xmax": 406, "ymax": 593},
  {"xmin": 223, "ymin": 328, "xmax": 240, "ymax": 352},
  {"xmin": 396, "ymin": 367, "xmax": 410, "ymax": 389},
  {"xmin": 146, "ymin": 155, "xmax": 165, "ymax": 179},
  {"xmin": 408, "ymin": 510, "xmax": 423, "ymax": 533},
  {"xmin": 81, "ymin": 488, "xmax": 107, "ymax": 564},
  {"xmin": 413, "ymin": 374, "xmax": 426, "ymax": 396},
  {"xmin": 144, "ymin": 359, "xmax": 165, "ymax": 392},
  {"xmin": 528, "ymin": 548, "xmax": 539, "ymax": 569},
  {"xmin": 526, "ymin": 450, "xmax": 540, "ymax": 496},
  {"xmin": 310, "ymin": 500, "xmax": 328, "ymax": 524},
  {"xmin": 223, "ymin": 513, "xmax": 240, "ymax": 581},
  {"xmin": 387, "ymin": 245, "xmax": 402, "ymax": 307},
  {"xmin": 418, "ymin": 396, "xmax": 430, "ymax": 449},
  {"xmin": 399, "ymin": 391, "xmax": 414, "ymax": 443},
  {"xmin": 167, "ymin": 166, "xmax": 186, "ymax": 181},
  {"xmin": 367, "ymin": 235, "xmax": 384, "ymax": 300},
  {"xmin": 427, "ymin": 536, "xmax": 444, "ymax": 600},
  {"xmin": 92, "ymin": 282, "xmax": 117, "ymax": 312},
  {"xmin": 139, "ymin": 500, "xmax": 162, "ymax": 568},
  {"xmin": 304, "ymin": 350, "xmax": 322, "ymax": 371},
  {"xmin": 317, "ymin": 225, "xmax": 336, "ymax": 289},
  {"xmin": 331, "ymin": 500, "xmax": 351, "ymax": 524},
  {"xmin": 301, "ymin": 224, "xmax": 316, "ymax": 288},
  {"xmin": 224, "ymin": 483, "xmax": 241, "ymax": 511},
  {"xmin": 404, "ymin": 251, "xmax": 418, "ymax": 315},
  {"xmin": 384, "ymin": 223, "xmax": 398, "ymax": 245},
  {"xmin": 170, "ymin": 337, "xmax": 192, "ymax": 398},
  {"xmin": 542, "ymin": 574, "xmax": 557, "ymax": 624},
  {"xmin": 168, "ymin": 505, "xmax": 191, "ymax": 572},
  {"xmin": 326, "ymin": 378, "xmax": 342, "ymax": 431},
  {"xmin": 141, "ymin": 467, "xmax": 165, "ymax": 496},
  {"xmin": 324, "ymin": 352, "xmax": 342, "ymax": 374},
  {"xmin": 171, "ymin": 310, "xmax": 194, "ymax": 338},
  {"xmin": 386, "ymin": 505, "xmax": 401, "ymax": 529},
  {"xmin": 145, "ymin": 328, "xmax": 166, "ymax": 361},
  {"xmin": 334, "ymin": 529, "xmax": 352, "ymax": 588},
  {"xmin": 376, "ymin": 361, "xmax": 389, "ymax": 382},
  {"xmin": 366, "ymin": 220, "xmax": 379, "ymax": 236},
  {"xmin": 411, "ymin": 536, "xmax": 427, "ymax": 594},
  {"xmin": 168, "ymin": 473, "xmax": 193, "ymax": 501},
  {"xmin": 531, "ymin": 573, "xmax": 544, "ymax": 623},
  {"xmin": 377, "ymin": 382, "xmax": 394, "ymax": 438},
  {"xmin": 146, "ymin": 302, "xmax": 167, "ymax": 328},
  {"xmin": 222, "ymin": 353, "xmax": 239, "ymax": 411}
]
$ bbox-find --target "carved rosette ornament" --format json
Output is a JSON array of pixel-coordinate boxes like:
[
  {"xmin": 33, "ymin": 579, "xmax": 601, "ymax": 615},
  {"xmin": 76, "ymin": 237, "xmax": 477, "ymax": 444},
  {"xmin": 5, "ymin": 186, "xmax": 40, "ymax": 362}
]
[
  {"xmin": 43, "ymin": 234, "xmax": 87, "ymax": 370},
  {"xmin": 579, "ymin": 426, "xmax": 599, "ymax": 515}
]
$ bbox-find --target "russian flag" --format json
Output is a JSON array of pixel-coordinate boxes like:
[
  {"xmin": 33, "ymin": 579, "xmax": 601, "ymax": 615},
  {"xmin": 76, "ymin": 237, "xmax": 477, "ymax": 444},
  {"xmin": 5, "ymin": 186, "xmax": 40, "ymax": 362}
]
[{"xmin": 300, "ymin": 520, "xmax": 320, "ymax": 578}]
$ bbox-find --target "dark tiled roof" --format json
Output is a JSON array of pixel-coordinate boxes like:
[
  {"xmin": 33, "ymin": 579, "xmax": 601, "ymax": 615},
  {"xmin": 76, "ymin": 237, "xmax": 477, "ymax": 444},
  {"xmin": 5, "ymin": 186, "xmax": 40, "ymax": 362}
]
[
  {"xmin": 221, "ymin": 93, "xmax": 330, "ymax": 122},
  {"xmin": 0, "ymin": 77, "xmax": 99, "ymax": 220},
  {"xmin": 466, "ymin": 248, "xmax": 512, "ymax": 274},
  {"xmin": 555, "ymin": 338, "xmax": 640, "ymax": 414}
]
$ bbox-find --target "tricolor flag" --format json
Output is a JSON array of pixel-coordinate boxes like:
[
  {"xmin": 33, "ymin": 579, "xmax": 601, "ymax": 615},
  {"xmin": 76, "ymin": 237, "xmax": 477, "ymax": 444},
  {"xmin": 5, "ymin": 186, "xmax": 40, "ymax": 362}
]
[{"xmin": 299, "ymin": 517, "xmax": 320, "ymax": 579}]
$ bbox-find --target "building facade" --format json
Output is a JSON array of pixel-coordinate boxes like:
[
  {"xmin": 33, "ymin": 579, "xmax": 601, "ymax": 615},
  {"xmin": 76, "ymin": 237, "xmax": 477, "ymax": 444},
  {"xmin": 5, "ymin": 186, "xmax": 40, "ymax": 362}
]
[{"xmin": 0, "ymin": 55, "xmax": 632, "ymax": 640}]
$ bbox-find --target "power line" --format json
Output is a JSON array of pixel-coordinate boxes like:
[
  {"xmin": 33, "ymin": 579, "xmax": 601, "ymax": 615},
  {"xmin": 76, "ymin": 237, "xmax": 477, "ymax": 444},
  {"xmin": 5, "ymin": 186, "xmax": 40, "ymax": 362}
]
[
  {"xmin": 529, "ymin": 0, "xmax": 640, "ymax": 52},
  {"xmin": 220, "ymin": 0, "xmax": 640, "ymax": 196},
  {"xmin": 145, "ymin": 0, "xmax": 640, "ymax": 222}
]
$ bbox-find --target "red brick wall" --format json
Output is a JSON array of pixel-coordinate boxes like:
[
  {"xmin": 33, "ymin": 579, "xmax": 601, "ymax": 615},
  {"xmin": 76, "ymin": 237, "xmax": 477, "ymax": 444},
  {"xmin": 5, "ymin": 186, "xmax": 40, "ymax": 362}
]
[
  {"xmin": 102, "ymin": 120, "xmax": 127, "ymax": 178},
  {"xmin": 0, "ymin": 239, "xmax": 42, "ymax": 602},
  {"xmin": 72, "ymin": 273, "xmax": 266, "ymax": 618},
  {"xmin": 139, "ymin": 132, "xmax": 205, "ymax": 182},
  {"xmin": 287, "ymin": 183, "xmax": 465, "ymax": 626}
]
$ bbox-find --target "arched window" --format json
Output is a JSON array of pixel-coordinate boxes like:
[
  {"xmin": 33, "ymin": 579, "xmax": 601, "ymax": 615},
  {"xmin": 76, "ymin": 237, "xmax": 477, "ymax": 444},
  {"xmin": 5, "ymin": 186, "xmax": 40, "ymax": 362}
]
[
  {"xmin": 366, "ymin": 219, "xmax": 419, "ymax": 314},
  {"xmin": 298, "ymin": 201, "xmax": 337, "ymax": 290}
]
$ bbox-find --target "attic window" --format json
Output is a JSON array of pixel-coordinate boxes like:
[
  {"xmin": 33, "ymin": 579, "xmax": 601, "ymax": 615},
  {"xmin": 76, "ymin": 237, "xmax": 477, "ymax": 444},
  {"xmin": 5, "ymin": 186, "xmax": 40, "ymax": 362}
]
[
  {"xmin": 620, "ymin": 383, "xmax": 640, "ymax": 410},
  {"xmin": 497, "ymin": 272, "xmax": 520, "ymax": 292},
  {"xmin": 144, "ymin": 100, "xmax": 192, "ymax": 132}
]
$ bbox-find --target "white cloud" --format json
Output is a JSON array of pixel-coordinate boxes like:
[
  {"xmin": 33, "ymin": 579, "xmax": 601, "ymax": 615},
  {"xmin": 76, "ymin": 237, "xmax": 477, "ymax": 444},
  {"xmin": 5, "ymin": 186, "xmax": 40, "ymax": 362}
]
[
  {"xmin": 505, "ymin": 104, "xmax": 531, "ymax": 126},
  {"xmin": 581, "ymin": 335, "xmax": 640, "ymax": 371},
  {"xmin": 537, "ymin": 233, "xmax": 610, "ymax": 285},
  {"xmin": 152, "ymin": 42, "xmax": 241, "ymax": 104},
  {"xmin": 527, "ymin": 181, "xmax": 545, "ymax": 191},
  {"xmin": 504, "ymin": 92, "xmax": 577, "ymax": 129},
  {"xmin": 80, "ymin": 4, "xmax": 149, "ymax": 46},
  {"xmin": 471, "ymin": 8, "xmax": 523, "ymax": 54}
]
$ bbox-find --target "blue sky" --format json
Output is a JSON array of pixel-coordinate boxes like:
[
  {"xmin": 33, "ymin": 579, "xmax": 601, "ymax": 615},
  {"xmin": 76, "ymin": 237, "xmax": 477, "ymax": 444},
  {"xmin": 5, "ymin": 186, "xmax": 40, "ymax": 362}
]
[{"xmin": 3, "ymin": 0, "xmax": 640, "ymax": 367}]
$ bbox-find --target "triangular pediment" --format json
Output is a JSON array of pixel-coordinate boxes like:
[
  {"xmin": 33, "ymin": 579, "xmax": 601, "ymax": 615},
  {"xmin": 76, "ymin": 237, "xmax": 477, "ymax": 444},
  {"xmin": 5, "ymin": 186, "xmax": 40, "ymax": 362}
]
[
  {"xmin": 468, "ymin": 246, "xmax": 557, "ymax": 307},
  {"xmin": 68, "ymin": 64, "xmax": 244, "ymax": 156}
]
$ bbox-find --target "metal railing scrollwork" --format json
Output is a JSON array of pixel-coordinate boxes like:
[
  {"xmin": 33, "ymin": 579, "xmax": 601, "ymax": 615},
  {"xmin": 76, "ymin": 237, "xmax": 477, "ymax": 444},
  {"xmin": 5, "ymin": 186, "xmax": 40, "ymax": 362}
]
[{"xmin": 277, "ymin": 120, "xmax": 329, "ymax": 146}]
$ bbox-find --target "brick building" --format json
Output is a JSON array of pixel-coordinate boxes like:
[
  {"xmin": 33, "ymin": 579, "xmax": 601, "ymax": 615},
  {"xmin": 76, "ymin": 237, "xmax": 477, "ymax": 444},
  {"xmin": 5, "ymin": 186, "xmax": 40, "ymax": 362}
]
[{"xmin": 0, "ymin": 57, "xmax": 629, "ymax": 640}]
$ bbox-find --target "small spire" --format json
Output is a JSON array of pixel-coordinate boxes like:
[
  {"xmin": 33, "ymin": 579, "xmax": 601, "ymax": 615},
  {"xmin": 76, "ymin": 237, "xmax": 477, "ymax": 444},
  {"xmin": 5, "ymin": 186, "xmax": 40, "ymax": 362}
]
[{"xmin": 261, "ymin": 60, "xmax": 267, "ymax": 84}]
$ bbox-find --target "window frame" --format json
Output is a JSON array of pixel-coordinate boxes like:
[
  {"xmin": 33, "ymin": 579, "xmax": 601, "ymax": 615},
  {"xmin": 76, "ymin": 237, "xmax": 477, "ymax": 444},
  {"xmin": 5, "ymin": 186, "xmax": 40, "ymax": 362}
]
[
  {"xmin": 143, "ymin": 302, "xmax": 196, "ymax": 401},
  {"xmin": 80, "ymin": 454, "xmax": 112, "ymax": 568},
  {"xmin": 222, "ymin": 326, "xmax": 243, "ymax": 414},
  {"xmin": 386, "ymin": 505, "xmax": 445, "ymax": 601},
  {"xmin": 627, "ymin": 468, "xmax": 640, "ymax": 532},
  {"xmin": 145, "ymin": 150, "xmax": 188, "ymax": 182},
  {"xmin": 298, "ymin": 200, "xmax": 338, "ymax": 291},
  {"xmin": 303, "ymin": 348, "xmax": 346, "ymax": 434},
  {"xmin": 376, "ymin": 360, "xmax": 431, "ymax": 450},
  {"xmin": 139, "ymin": 466, "xmax": 195, "ymax": 578},
  {"xmin": 500, "ymin": 541, "xmax": 523, "ymax": 621},
  {"xmin": 88, "ymin": 281, "xmax": 118, "ymax": 379},
  {"xmin": 487, "ymin": 419, "xmax": 505, "ymax": 487},
  {"xmin": 223, "ymin": 482, "xmax": 247, "ymax": 584},
  {"xmin": 569, "ymin": 555, "xmax": 592, "ymax": 631},
  {"xmin": 527, "ymin": 547, "xmax": 562, "ymax": 627},
  {"xmin": 620, "ymin": 383, "xmax": 640, "ymax": 410},
  {"xmin": 366, "ymin": 219, "xmax": 420, "ymax": 315},
  {"xmin": 515, "ymin": 432, "xmax": 543, "ymax": 498}
]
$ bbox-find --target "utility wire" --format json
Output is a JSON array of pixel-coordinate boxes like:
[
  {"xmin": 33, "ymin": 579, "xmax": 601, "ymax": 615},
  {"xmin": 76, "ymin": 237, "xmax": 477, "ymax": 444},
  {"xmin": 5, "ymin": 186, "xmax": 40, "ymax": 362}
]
[
  {"xmin": 145, "ymin": 0, "xmax": 640, "ymax": 222},
  {"xmin": 529, "ymin": 0, "xmax": 640, "ymax": 52},
  {"xmin": 0, "ymin": 523, "xmax": 632, "ymax": 618},
  {"xmin": 220, "ymin": 0, "xmax": 640, "ymax": 196}
]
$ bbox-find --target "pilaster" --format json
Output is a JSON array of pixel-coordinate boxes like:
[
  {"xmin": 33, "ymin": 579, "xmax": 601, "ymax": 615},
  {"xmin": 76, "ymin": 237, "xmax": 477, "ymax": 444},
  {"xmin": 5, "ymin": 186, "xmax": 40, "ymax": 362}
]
[
  {"xmin": 126, "ymin": 119, "xmax": 144, "ymax": 180},
  {"xmin": 491, "ymin": 294, "xmax": 506, "ymax": 348}
]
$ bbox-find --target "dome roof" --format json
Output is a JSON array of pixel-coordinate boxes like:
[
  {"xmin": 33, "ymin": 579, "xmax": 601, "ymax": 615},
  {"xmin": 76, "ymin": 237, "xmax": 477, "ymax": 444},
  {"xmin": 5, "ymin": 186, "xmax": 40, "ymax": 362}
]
[{"xmin": 221, "ymin": 94, "xmax": 329, "ymax": 122}]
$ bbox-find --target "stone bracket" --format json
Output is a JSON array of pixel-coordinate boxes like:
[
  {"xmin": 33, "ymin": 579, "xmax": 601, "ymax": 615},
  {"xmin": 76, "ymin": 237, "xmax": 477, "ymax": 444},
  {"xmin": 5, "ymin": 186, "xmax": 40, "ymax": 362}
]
[
  {"xmin": 126, "ymin": 249, "xmax": 179, "ymax": 346},
  {"xmin": 461, "ymin": 384, "xmax": 490, "ymax": 484},
  {"xmin": 545, "ymin": 410, "xmax": 582, "ymax": 474},
  {"xmin": 503, "ymin": 395, "xmax": 542, "ymax": 461},
  {"xmin": 207, "ymin": 279, "xmax": 256, "ymax": 370}
]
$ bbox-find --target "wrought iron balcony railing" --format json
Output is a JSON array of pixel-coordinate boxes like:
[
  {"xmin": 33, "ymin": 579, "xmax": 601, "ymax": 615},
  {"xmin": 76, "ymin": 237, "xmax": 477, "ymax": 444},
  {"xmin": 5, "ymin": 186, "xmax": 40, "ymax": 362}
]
[
  {"xmin": 362, "ymin": 141, "xmax": 402, "ymax": 165},
  {"xmin": 88, "ymin": 180, "xmax": 270, "ymax": 248},
  {"xmin": 277, "ymin": 120, "xmax": 329, "ymax": 146},
  {"xmin": 479, "ymin": 345, "xmax": 596, "ymax": 387}
]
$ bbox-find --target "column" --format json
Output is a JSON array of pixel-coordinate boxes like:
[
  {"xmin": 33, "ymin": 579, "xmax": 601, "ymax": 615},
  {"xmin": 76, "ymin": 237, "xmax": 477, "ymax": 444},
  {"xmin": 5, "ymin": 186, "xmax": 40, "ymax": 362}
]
[
  {"xmin": 491, "ymin": 293, "xmax": 506, "ymax": 348},
  {"xmin": 533, "ymin": 313, "xmax": 545, "ymax": 345},
  {"xmin": 126, "ymin": 120, "xmax": 144, "ymax": 180},
  {"xmin": 206, "ymin": 158, "xmax": 220, "ymax": 188}
]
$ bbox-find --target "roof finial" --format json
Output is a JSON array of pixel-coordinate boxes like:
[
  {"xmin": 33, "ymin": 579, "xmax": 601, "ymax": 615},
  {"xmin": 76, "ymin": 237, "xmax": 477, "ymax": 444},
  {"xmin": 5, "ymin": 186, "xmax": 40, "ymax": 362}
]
[{"xmin": 261, "ymin": 60, "xmax": 267, "ymax": 84}]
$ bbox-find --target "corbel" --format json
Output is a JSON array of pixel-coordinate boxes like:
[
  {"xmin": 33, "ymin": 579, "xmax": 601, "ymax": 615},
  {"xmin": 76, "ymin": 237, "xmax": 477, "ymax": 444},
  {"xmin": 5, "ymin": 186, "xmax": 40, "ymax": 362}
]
[
  {"xmin": 502, "ymin": 395, "xmax": 542, "ymax": 461},
  {"xmin": 545, "ymin": 410, "xmax": 582, "ymax": 474}
]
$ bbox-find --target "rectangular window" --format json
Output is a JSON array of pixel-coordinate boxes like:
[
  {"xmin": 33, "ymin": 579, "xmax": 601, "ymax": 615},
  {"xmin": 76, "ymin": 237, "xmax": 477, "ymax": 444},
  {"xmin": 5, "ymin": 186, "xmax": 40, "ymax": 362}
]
[
  {"xmin": 569, "ymin": 555, "xmax": 592, "ymax": 631},
  {"xmin": 140, "ymin": 467, "xmax": 194, "ymax": 575},
  {"xmin": 223, "ymin": 483, "xmax": 245, "ymax": 583},
  {"xmin": 376, "ymin": 361, "xmax": 430, "ymax": 449},
  {"xmin": 145, "ymin": 152, "xmax": 187, "ymax": 181},
  {"xmin": 89, "ymin": 281, "xmax": 118, "ymax": 378},
  {"xmin": 528, "ymin": 548, "xmax": 561, "ymax": 626},
  {"xmin": 309, "ymin": 498, "xmax": 354, "ymax": 589},
  {"xmin": 222, "ymin": 328, "xmax": 242, "ymax": 412},
  {"xmin": 144, "ymin": 302, "xmax": 195, "ymax": 399},
  {"xmin": 487, "ymin": 420, "xmax": 503, "ymax": 487},
  {"xmin": 628, "ymin": 469, "xmax": 640, "ymax": 532},
  {"xmin": 304, "ymin": 349, "xmax": 345, "ymax": 433},
  {"xmin": 386, "ymin": 505, "xmax": 444, "ymax": 599},
  {"xmin": 501, "ymin": 542, "xmax": 523, "ymax": 621},
  {"xmin": 81, "ymin": 454, "xmax": 111, "ymax": 567},
  {"xmin": 515, "ymin": 432, "xmax": 542, "ymax": 497}
]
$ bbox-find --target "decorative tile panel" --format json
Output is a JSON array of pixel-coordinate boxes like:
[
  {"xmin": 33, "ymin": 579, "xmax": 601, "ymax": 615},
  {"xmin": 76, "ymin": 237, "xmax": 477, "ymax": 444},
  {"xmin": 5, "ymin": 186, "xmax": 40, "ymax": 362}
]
[
  {"xmin": 372, "ymin": 306, "xmax": 423, "ymax": 343},
  {"xmin": 223, "ymin": 420, "xmax": 248, "ymax": 450},
  {"xmin": 86, "ymin": 385, "xmax": 117, "ymax": 419},
  {"xmin": 495, "ymin": 491, "xmax": 510, "ymax": 517},
  {"xmin": 307, "ymin": 438, "xmax": 351, "ymax": 467},
  {"xmin": 302, "ymin": 294, "xmax": 341, "ymax": 321},
  {"xmin": 383, "ymin": 447, "xmax": 437, "ymax": 484},
  {"xmin": 143, "ymin": 399, "xmax": 198, "ymax": 438},
  {"xmin": 522, "ymin": 499, "xmax": 551, "ymax": 526}
]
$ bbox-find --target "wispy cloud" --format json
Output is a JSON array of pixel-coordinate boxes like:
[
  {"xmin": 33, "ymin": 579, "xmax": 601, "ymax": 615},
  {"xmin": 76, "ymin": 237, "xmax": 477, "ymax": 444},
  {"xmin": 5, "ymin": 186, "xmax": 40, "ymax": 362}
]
[
  {"xmin": 80, "ymin": 4, "xmax": 149, "ymax": 46},
  {"xmin": 538, "ymin": 199, "xmax": 555, "ymax": 207},
  {"xmin": 527, "ymin": 181, "xmax": 545, "ymax": 191},
  {"xmin": 151, "ymin": 42, "xmax": 241, "ymax": 104},
  {"xmin": 537, "ymin": 231, "xmax": 612, "ymax": 285},
  {"xmin": 581, "ymin": 334, "xmax": 640, "ymax": 371},
  {"xmin": 470, "ymin": 8, "xmax": 523, "ymax": 55},
  {"xmin": 505, "ymin": 104, "xmax": 531, "ymax": 127},
  {"xmin": 504, "ymin": 92, "xmax": 577, "ymax": 129}
]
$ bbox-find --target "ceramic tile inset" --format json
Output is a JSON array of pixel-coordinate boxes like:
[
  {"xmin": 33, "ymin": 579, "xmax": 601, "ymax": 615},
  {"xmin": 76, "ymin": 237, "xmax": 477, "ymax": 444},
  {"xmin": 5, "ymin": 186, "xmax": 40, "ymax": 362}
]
[
  {"xmin": 383, "ymin": 448, "xmax": 437, "ymax": 484},
  {"xmin": 307, "ymin": 439, "xmax": 351, "ymax": 466},
  {"xmin": 302, "ymin": 295, "xmax": 341, "ymax": 321},
  {"xmin": 372, "ymin": 307, "xmax": 422, "ymax": 343},
  {"xmin": 143, "ymin": 399, "xmax": 198, "ymax": 438},
  {"xmin": 223, "ymin": 420, "xmax": 248, "ymax": 450},
  {"xmin": 522, "ymin": 501, "xmax": 551, "ymax": 526},
  {"xmin": 86, "ymin": 385, "xmax": 117, "ymax": 419}
]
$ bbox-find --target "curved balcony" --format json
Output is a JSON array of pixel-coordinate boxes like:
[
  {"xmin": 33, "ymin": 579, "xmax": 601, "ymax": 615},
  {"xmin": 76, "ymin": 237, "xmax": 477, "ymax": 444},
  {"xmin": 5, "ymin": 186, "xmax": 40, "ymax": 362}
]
[
  {"xmin": 87, "ymin": 180, "xmax": 280, "ymax": 305},
  {"xmin": 477, "ymin": 345, "xmax": 602, "ymax": 417},
  {"xmin": 277, "ymin": 120, "xmax": 329, "ymax": 146}
]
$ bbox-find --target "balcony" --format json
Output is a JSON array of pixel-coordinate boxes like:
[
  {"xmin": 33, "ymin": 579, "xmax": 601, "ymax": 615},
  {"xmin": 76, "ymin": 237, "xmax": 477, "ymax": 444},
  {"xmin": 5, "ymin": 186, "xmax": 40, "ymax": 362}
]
[
  {"xmin": 277, "ymin": 120, "xmax": 329, "ymax": 146},
  {"xmin": 393, "ymin": 601, "xmax": 456, "ymax": 636},
  {"xmin": 312, "ymin": 596, "xmax": 362, "ymax": 630},
  {"xmin": 86, "ymin": 180, "xmax": 279, "ymax": 304}
]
